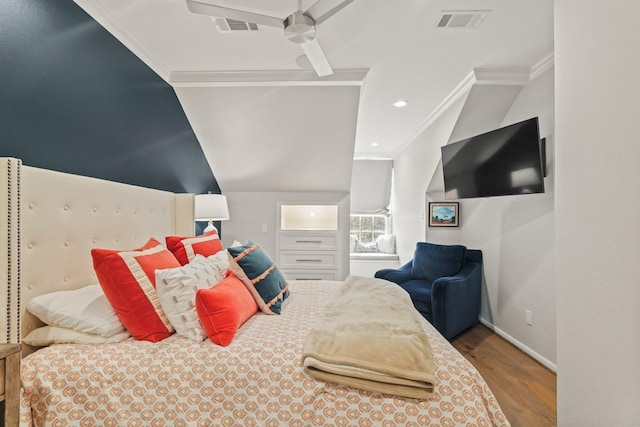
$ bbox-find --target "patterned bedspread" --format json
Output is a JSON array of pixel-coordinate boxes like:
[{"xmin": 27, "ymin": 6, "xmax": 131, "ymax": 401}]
[{"xmin": 20, "ymin": 280, "xmax": 509, "ymax": 426}]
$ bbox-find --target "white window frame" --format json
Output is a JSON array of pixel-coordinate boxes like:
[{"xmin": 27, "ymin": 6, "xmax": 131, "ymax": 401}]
[{"xmin": 349, "ymin": 214, "xmax": 390, "ymax": 244}]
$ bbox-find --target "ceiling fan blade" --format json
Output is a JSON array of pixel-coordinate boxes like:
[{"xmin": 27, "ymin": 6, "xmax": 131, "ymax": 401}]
[
  {"xmin": 304, "ymin": 0, "xmax": 355, "ymax": 25},
  {"xmin": 301, "ymin": 39, "xmax": 333, "ymax": 77},
  {"xmin": 185, "ymin": 0, "xmax": 284, "ymax": 28}
]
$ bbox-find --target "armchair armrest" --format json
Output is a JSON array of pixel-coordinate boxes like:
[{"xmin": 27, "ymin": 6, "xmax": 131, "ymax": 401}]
[
  {"xmin": 430, "ymin": 262, "xmax": 482, "ymax": 340},
  {"xmin": 374, "ymin": 260, "xmax": 413, "ymax": 284}
]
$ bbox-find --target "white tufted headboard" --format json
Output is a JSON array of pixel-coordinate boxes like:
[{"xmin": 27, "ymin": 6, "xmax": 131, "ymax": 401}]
[{"xmin": 1, "ymin": 158, "xmax": 195, "ymax": 348}]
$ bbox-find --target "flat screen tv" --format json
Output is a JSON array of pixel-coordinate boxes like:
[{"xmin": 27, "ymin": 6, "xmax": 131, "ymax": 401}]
[{"xmin": 441, "ymin": 117, "xmax": 545, "ymax": 200}]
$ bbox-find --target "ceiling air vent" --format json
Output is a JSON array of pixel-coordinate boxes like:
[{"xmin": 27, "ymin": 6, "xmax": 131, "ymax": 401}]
[
  {"xmin": 213, "ymin": 17, "xmax": 259, "ymax": 32},
  {"xmin": 437, "ymin": 10, "xmax": 490, "ymax": 29}
]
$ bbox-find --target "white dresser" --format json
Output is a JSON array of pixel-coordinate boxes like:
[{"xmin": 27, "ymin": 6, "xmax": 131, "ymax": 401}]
[
  {"xmin": 278, "ymin": 231, "xmax": 339, "ymax": 280},
  {"xmin": 276, "ymin": 203, "xmax": 344, "ymax": 281}
]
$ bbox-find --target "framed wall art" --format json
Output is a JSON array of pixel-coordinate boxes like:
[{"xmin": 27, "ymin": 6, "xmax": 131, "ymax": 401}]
[{"xmin": 428, "ymin": 202, "xmax": 459, "ymax": 227}]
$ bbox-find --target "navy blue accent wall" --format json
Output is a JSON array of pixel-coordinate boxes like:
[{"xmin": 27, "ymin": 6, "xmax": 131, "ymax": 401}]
[{"xmin": 0, "ymin": 0, "xmax": 220, "ymax": 195}]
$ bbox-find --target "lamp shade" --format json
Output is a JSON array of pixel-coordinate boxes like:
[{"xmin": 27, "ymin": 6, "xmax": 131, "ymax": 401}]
[{"xmin": 195, "ymin": 194, "xmax": 229, "ymax": 221}]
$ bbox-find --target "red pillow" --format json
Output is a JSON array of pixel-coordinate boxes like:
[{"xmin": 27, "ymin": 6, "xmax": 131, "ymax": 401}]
[
  {"xmin": 195, "ymin": 273, "xmax": 258, "ymax": 346},
  {"xmin": 91, "ymin": 238, "xmax": 180, "ymax": 342},
  {"xmin": 165, "ymin": 230, "xmax": 224, "ymax": 266}
]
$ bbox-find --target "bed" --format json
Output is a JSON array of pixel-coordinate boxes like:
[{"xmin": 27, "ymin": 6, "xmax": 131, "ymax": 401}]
[{"xmin": 1, "ymin": 158, "xmax": 510, "ymax": 426}]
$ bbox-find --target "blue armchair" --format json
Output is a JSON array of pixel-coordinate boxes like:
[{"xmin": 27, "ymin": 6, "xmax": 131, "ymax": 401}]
[{"xmin": 375, "ymin": 242, "xmax": 482, "ymax": 340}]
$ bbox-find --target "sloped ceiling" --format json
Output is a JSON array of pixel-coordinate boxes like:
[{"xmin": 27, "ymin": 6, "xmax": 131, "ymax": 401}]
[
  {"xmin": 72, "ymin": 0, "xmax": 554, "ymax": 193},
  {"xmin": 427, "ymin": 80, "xmax": 529, "ymax": 196},
  {"xmin": 0, "ymin": 0, "xmax": 219, "ymax": 194},
  {"xmin": 0, "ymin": 0, "xmax": 554, "ymax": 195},
  {"xmin": 176, "ymin": 84, "xmax": 360, "ymax": 192},
  {"xmin": 448, "ymin": 84, "xmax": 526, "ymax": 144}
]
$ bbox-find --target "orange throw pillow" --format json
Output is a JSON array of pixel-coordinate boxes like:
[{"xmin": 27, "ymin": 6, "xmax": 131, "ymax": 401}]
[
  {"xmin": 91, "ymin": 238, "xmax": 180, "ymax": 342},
  {"xmin": 195, "ymin": 273, "xmax": 258, "ymax": 346},
  {"xmin": 165, "ymin": 230, "xmax": 224, "ymax": 266}
]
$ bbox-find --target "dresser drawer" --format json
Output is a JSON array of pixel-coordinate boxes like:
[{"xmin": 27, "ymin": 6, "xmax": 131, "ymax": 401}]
[
  {"xmin": 280, "ymin": 269, "xmax": 338, "ymax": 281},
  {"xmin": 279, "ymin": 251, "xmax": 337, "ymax": 269},
  {"xmin": 279, "ymin": 232, "xmax": 337, "ymax": 250}
]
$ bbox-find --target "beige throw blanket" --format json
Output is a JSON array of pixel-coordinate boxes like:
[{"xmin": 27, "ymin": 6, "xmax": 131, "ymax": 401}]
[{"xmin": 302, "ymin": 275, "xmax": 437, "ymax": 399}]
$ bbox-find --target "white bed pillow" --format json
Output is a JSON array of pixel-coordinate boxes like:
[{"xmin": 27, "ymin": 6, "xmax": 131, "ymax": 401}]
[
  {"xmin": 155, "ymin": 255, "xmax": 227, "ymax": 342},
  {"xmin": 27, "ymin": 284, "xmax": 126, "ymax": 337},
  {"xmin": 206, "ymin": 249, "xmax": 230, "ymax": 276},
  {"xmin": 23, "ymin": 325, "xmax": 130, "ymax": 346},
  {"xmin": 376, "ymin": 234, "xmax": 396, "ymax": 254},
  {"xmin": 354, "ymin": 240, "xmax": 379, "ymax": 253}
]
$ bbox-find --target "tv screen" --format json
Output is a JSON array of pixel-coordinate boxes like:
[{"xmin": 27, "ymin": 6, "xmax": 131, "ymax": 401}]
[{"xmin": 441, "ymin": 117, "xmax": 545, "ymax": 200}]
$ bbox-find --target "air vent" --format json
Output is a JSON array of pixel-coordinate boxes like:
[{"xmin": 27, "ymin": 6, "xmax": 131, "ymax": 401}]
[
  {"xmin": 437, "ymin": 10, "xmax": 490, "ymax": 29},
  {"xmin": 213, "ymin": 17, "xmax": 259, "ymax": 32}
]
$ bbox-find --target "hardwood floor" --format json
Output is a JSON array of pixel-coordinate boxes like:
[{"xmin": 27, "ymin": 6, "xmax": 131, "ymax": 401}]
[{"xmin": 451, "ymin": 324, "xmax": 557, "ymax": 427}]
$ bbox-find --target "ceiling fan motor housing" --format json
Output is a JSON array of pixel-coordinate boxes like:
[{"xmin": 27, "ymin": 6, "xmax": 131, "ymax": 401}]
[{"xmin": 284, "ymin": 11, "xmax": 316, "ymax": 43}]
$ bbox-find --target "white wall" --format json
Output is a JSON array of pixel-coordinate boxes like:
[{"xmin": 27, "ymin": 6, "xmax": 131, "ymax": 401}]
[
  {"xmin": 392, "ymin": 95, "xmax": 467, "ymax": 263},
  {"xmin": 222, "ymin": 191, "xmax": 350, "ymax": 279},
  {"xmin": 392, "ymin": 69, "xmax": 557, "ymax": 369},
  {"xmin": 555, "ymin": 1, "xmax": 640, "ymax": 424},
  {"xmin": 462, "ymin": 69, "xmax": 556, "ymax": 369}
]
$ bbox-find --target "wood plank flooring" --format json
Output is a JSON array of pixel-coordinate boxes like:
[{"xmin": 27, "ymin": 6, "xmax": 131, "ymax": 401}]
[{"xmin": 451, "ymin": 324, "xmax": 557, "ymax": 427}]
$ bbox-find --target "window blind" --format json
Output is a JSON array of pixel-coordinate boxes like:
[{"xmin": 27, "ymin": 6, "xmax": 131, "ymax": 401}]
[{"xmin": 350, "ymin": 159, "xmax": 393, "ymax": 214}]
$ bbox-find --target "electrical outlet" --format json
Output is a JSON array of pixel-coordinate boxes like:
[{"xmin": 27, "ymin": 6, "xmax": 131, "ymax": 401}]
[
  {"xmin": 261, "ymin": 224, "xmax": 267, "ymax": 233},
  {"xmin": 525, "ymin": 310, "xmax": 533, "ymax": 326}
]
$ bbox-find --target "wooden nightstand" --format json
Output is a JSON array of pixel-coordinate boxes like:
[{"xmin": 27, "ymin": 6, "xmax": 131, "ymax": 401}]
[{"xmin": 0, "ymin": 344, "xmax": 21, "ymax": 427}]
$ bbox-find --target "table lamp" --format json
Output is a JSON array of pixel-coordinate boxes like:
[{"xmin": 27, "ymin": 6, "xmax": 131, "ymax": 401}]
[{"xmin": 195, "ymin": 193, "xmax": 229, "ymax": 233}]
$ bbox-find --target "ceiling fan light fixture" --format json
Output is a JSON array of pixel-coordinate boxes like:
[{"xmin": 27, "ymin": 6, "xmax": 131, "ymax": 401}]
[
  {"xmin": 284, "ymin": 11, "xmax": 316, "ymax": 43},
  {"xmin": 185, "ymin": 0, "xmax": 356, "ymax": 78}
]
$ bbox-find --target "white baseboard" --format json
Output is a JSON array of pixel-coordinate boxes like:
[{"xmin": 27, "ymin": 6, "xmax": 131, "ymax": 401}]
[{"xmin": 478, "ymin": 317, "xmax": 557, "ymax": 373}]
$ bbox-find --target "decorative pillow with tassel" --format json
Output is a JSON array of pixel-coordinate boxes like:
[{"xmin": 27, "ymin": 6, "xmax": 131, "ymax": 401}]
[{"xmin": 227, "ymin": 241, "xmax": 290, "ymax": 315}]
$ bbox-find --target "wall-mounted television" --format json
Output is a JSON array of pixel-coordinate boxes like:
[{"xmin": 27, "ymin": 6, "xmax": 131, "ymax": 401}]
[{"xmin": 441, "ymin": 117, "xmax": 545, "ymax": 200}]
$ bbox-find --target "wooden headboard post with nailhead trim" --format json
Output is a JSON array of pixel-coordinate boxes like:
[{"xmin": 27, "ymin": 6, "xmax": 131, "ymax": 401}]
[{"xmin": 1, "ymin": 158, "xmax": 21, "ymax": 344}]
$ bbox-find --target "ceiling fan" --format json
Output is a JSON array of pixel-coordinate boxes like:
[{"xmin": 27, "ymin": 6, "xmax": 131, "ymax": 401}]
[{"xmin": 185, "ymin": 0, "xmax": 355, "ymax": 77}]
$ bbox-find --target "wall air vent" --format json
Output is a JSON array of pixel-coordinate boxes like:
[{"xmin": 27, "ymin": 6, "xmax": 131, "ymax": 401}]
[
  {"xmin": 437, "ymin": 10, "xmax": 490, "ymax": 29},
  {"xmin": 213, "ymin": 17, "xmax": 259, "ymax": 32}
]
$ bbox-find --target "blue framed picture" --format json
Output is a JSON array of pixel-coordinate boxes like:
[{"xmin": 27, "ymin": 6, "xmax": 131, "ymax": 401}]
[{"xmin": 428, "ymin": 202, "xmax": 459, "ymax": 227}]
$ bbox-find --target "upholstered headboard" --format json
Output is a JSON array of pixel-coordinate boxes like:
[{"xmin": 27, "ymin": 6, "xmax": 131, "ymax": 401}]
[{"xmin": 1, "ymin": 158, "xmax": 195, "ymax": 346}]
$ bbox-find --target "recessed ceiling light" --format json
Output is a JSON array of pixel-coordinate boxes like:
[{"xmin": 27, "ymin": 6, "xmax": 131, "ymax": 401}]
[
  {"xmin": 393, "ymin": 100, "xmax": 408, "ymax": 108},
  {"xmin": 371, "ymin": 142, "xmax": 379, "ymax": 147}
]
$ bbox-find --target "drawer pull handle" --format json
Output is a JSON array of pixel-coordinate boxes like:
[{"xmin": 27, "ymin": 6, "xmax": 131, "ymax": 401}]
[
  {"xmin": 296, "ymin": 259, "xmax": 323, "ymax": 262},
  {"xmin": 296, "ymin": 240, "xmax": 323, "ymax": 244}
]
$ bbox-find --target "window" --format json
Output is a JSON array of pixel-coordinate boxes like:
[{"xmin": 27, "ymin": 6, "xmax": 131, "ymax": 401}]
[{"xmin": 350, "ymin": 215, "xmax": 389, "ymax": 244}]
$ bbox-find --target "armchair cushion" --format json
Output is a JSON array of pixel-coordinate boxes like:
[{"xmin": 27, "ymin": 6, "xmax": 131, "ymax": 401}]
[
  {"xmin": 411, "ymin": 242, "xmax": 466, "ymax": 282},
  {"xmin": 397, "ymin": 279, "xmax": 433, "ymax": 318}
]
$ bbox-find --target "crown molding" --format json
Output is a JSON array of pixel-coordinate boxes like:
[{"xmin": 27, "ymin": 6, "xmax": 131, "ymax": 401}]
[
  {"xmin": 473, "ymin": 67, "xmax": 530, "ymax": 85},
  {"xmin": 73, "ymin": 0, "xmax": 171, "ymax": 83},
  {"xmin": 529, "ymin": 52, "xmax": 555, "ymax": 80},
  {"xmin": 391, "ymin": 51, "xmax": 555, "ymax": 157},
  {"xmin": 391, "ymin": 71, "xmax": 475, "ymax": 157},
  {"xmin": 474, "ymin": 51, "xmax": 554, "ymax": 85},
  {"xmin": 169, "ymin": 69, "xmax": 369, "ymax": 87}
]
